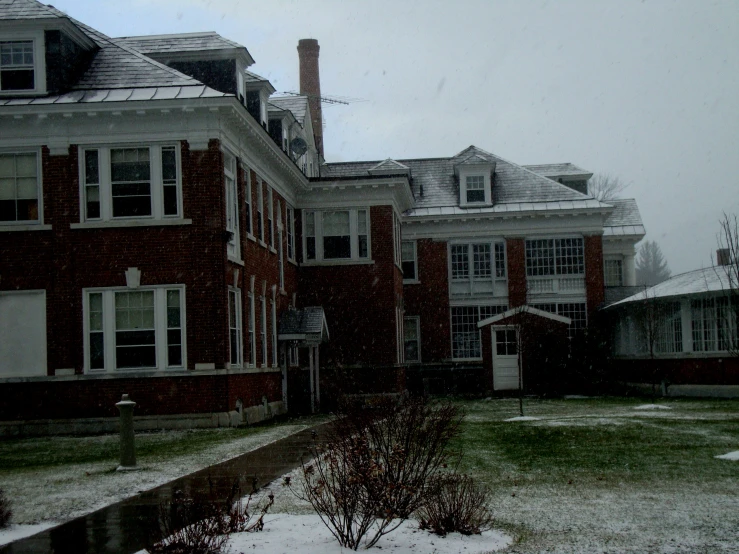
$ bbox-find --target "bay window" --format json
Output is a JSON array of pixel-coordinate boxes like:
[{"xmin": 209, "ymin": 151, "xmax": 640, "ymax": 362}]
[
  {"xmin": 81, "ymin": 144, "xmax": 181, "ymax": 222},
  {"xmin": 0, "ymin": 151, "xmax": 41, "ymax": 223},
  {"xmin": 302, "ymin": 208, "xmax": 370, "ymax": 262},
  {"xmin": 85, "ymin": 286, "xmax": 185, "ymax": 371}
]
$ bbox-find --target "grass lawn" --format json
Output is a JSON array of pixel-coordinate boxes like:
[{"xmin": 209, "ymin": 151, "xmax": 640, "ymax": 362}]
[
  {"xmin": 0, "ymin": 415, "xmax": 327, "ymax": 525},
  {"xmin": 450, "ymin": 397, "xmax": 739, "ymax": 553}
]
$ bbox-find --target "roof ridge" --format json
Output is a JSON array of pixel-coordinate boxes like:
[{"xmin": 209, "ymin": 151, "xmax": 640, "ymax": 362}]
[
  {"xmin": 11, "ymin": 0, "xmax": 66, "ymax": 19},
  {"xmin": 117, "ymin": 31, "xmax": 219, "ymax": 40}
]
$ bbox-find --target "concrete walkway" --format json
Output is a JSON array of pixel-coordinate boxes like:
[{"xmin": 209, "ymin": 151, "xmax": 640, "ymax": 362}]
[{"xmin": 1, "ymin": 422, "xmax": 329, "ymax": 554}]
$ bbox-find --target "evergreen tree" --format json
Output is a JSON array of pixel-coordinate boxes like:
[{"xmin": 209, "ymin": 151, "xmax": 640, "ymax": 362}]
[{"xmin": 635, "ymin": 240, "xmax": 671, "ymax": 286}]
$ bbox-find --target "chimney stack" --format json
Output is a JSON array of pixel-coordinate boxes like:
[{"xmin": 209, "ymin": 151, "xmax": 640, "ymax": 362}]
[
  {"xmin": 297, "ymin": 39, "xmax": 324, "ymax": 159},
  {"xmin": 717, "ymin": 248, "xmax": 731, "ymax": 266}
]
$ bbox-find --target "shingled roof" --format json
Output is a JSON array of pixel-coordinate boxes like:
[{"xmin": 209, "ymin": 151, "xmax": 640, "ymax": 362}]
[
  {"xmin": 321, "ymin": 146, "xmax": 610, "ymax": 216},
  {"xmin": 269, "ymin": 95, "xmax": 309, "ymax": 125},
  {"xmin": 278, "ymin": 307, "xmax": 329, "ymax": 345},
  {"xmin": 523, "ymin": 163, "xmax": 593, "ymax": 179},
  {"xmin": 117, "ymin": 32, "xmax": 248, "ymax": 55},
  {"xmin": 0, "ymin": 0, "xmax": 64, "ymax": 19},
  {"xmin": 602, "ymin": 198, "xmax": 646, "ymax": 237}
]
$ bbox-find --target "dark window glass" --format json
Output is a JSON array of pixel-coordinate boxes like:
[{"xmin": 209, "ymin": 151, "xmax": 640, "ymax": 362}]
[
  {"xmin": 0, "ymin": 70, "xmax": 34, "ymax": 90},
  {"xmin": 402, "ymin": 260, "xmax": 416, "ymax": 280},
  {"xmin": 466, "ymin": 188, "xmax": 485, "ymax": 203},
  {"xmin": 85, "ymin": 150, "xmax": 99, "ymax": 184},
  {"xmin": 163, "ymin": 186, "xmax": 178, "ymax": 216},
  {"xmin": 307, "ymin": 236, "xmax": 316, "ymax": 260},
  {"xmin": 323, "ymin": 235, "xmax": 351, "ymax": 259},
  {"xmin": 90, "ymin": 333, "xmax": 104, "ymax": 369}
]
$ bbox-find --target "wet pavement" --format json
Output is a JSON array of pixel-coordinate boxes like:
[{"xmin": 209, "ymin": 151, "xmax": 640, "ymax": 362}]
[{"xmin": 1, "ymin": 422, "xmax": 329, "ymax": 554}]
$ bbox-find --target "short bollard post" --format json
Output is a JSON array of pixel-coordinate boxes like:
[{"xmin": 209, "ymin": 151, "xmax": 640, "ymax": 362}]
[{"xmin": 116, "ymin": 394, "xmax": 139, "ymax": 471}]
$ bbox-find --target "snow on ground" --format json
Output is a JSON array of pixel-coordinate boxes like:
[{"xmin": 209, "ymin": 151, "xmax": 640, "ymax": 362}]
[
  {"xmin": 634, "ymin": 404, "xmax": 673, "ymax": 410},
  {"xmin": 0, "ymin": 424, "xmax": 313, "ymax": 525},
  {"xmin": 504, "ymin": 416, "xmax": 541, "ymax": 422},
  {"xmin": 225, "ymin": 514, "xmax": 512, "ymax": 553},
  {"xmin": 0, "ymin": 523, "xmax": 56, "ymax": 547},
  {"xmin": 534, "ymin": 417, "xmax": 624, "ymax": 427},
  {"xmin": 715, "ymin": 450, "xmax": 739, "ymax": 461}
]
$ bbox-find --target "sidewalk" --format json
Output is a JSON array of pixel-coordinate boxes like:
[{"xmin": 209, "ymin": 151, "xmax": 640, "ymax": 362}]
[{"xmin": 0, "ymin": 422, "xmax": 329, "ymax": 554}]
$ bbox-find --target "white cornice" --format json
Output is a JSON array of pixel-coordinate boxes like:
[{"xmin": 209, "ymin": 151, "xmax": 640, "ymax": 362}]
[{"xmin": 298, "ymin": 177, "xmax": 414, "ymax": 213}]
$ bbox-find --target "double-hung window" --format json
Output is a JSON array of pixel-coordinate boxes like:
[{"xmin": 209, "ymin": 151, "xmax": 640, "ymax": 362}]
[
  {"xmin": 81, "ymin": 145, "xmax": 181, "ymax": 222},
  {"xmin": 256, "ymin": 178, "xmax": 264, "ymax": 243},
  {"xmin": 465, "ymin": 175, "xmax": 485, "ymax": 203},
  {"xmin": 278, "ymin": 202, "xmax": 285, "ymax": 290},
  {"xmin": 604, "ymin": 259, "xmax": 623, "ymax": 287},
  {"xmin": 85, "ymin": 286, "xmax": 185, "ymax": 371},
  {"xmin": 260, "ymin": 295, "xmax": 267, "ymax": 366},
  {"xmin": 244, "ymin": 167, "xmax": 253, "ymax": 237},
  {"xmin": 224, "ymin": 152, "xmax": 240, "ymax": 260},
  {"xmin": 402, "ymin": 241, "xmax": 418, "ymax": 282},
  {"xmin": 692, "ymin": 297, "xmax": 738, "ymax": 352},
  {"xmin": 303, "ymin": 209, "xmax": 371, "ymax": 262},
  {"xmin": 0, "ymin": 151, "xmax": 41, "ymax": 223},
  {"xmin": 1, "ymin": 37, "xmax": 43, "ymax": 93},
  {"xmin": 228, "ymin": 288, "xmax": 243, "ymax": 367},
  {"xmin": 267, "ymin": 186, "xmax": 274, "ymax": 248},
  {"xmin": 403, "ymin": 316, "xmax": 421, "ymax": 362},
  {"xmin": 450, "ymin": 305, "xmax": 508, "ymax": 360},
  {"xmin": 451, "ymin": 242, "xmax": 506, "ymax": 282},
  {"xmin": 393, "ymin": 213, "xmax": 402, "ymax": 268},
  {"xmin": 286, "ymin": 204, "xmax": 295, "ymax": 261},
  {"xmin": 248, "ymin": 290, "xmax": 256, "ymax": 367}
]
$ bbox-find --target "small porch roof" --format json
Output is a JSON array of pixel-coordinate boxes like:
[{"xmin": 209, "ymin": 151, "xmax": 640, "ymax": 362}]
[
  {"xmin": 278, "ymin": 306, "xmax": 329, "ymax": 345},
  {"xmin": 478, "ymin": 305, "xmax": 572, "ymax": 328}
]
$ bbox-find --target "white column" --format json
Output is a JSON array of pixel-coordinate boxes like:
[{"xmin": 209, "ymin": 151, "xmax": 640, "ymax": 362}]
[
  {"xmin": 680, "ymin": 299, "xmax": 692, "ymax": 353},
  {"xmin": 308, "ymin": 346, "xmax": 315, "ymax": 414},
  {"xmin": 623, "ymin": 253, "xmax": 636, "ymax": 286},
  {"xmin": 315, "ymin": 346, "xmax": 320, "ymax": 409}
]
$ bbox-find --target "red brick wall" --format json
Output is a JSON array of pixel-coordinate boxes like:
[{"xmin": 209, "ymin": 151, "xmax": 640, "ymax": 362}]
[
  {"xmin": 584, "ymin": 234, "xmax": 605, "ymax": 317},
  {"xmin": 298, "ymin": 205, "xmax": 399, "ymax": 367},
  {"xmin": 404, "ymin": 239, "xmax": 450, "ymax": 362},
  {"xmin": 506, "ymin": 238, "xmax": 527, "ymax": 308}
]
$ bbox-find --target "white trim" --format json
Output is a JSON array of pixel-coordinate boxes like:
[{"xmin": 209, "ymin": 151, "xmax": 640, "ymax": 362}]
[
  {"xmin": 0, "ymin": 31, "xmax": 46, "ymax": 96},
  {"xmin": 478, "ymin": 305, "xmax": 572, "ymax": 328},
  {"xmin": 83, "ymin": 285, "xmax": 187, "ymax": 373},
  {"xmin": 70, "ymin": 219, "xmax": 192, "ymax": 229}
]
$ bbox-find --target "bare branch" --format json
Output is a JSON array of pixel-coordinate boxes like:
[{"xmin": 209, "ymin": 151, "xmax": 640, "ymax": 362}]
[{"xmin": 588, "ymin": 173, "xmax": 629, "ymax": 202}]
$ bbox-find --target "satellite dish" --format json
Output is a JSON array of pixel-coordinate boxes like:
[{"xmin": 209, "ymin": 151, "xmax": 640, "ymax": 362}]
[{"xmin": 290, "ymin": 137, "xmax": 308, "ymax": 157}]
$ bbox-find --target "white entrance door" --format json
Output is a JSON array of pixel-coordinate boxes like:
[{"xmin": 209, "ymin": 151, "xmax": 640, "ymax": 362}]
[
  {"xmin": 492, "ymin": 327, "xmax": 519, "ymax": 391},
  {"xmin": 0, "ymin": 291, "xmax": 47, "ymax": 377}
]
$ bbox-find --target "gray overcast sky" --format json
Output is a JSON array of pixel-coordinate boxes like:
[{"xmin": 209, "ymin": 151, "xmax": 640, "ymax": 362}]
[{"xmin": 52, "ymin": 0, "xmax": 739, "ymax": 274}]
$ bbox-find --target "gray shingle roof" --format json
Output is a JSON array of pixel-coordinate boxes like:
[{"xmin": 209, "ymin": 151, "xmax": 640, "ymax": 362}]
[
  {"xmin": 116, "ymin": 32, "xmax": 246, "ymax": 54},
  {"xmin": 0, "ymin": 0, "xmax": 64, "ymax": 19},
  {"xmin": 278, "ymin": 307, "xmax": 328, "ymax": 343},
  {"xmin": 0, "ymin": 85, "xmax": 226, "ymax": 106},
  {"xmin": 603, "ymin": 198, "xmax": 646, "ymax": 237},
  {"xmin": 268, "ymin": 95, "xmax": 308, "ymax": 125},
  {"xmin": 608, "ymin": 266, "xmax": 733, "ymax": 307},
  {"xmin": 523, "ymin": 163, "xmax": 593, "ymax": 179},
  {"xmin": 321, "ymin": 146, "xmax": 607, "ymax": 215}
]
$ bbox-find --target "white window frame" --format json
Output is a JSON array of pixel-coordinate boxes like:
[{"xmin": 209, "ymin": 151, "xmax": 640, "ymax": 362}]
[
  {"xmin": 302, "ymin": 208, "xmax": 371, "ymax": 263},
  {"xmin": 604, "ymin": 258, "xmax": 624, "ymax": 287},
  {"xmin": 260, "ymin": 294, "xmax": 268, "ymax": 366},
  {"xmin": 401, "ymin": 240, "xmax": 418, "ymax": 283},
  {"xmin": 393, "ymin": 212, "xmax": 402, "ymax": 268},
  {"xmin": 267, "ymin": 185, "xmax": 274, "ymax": 250},
  {"xmin": 224, "ymin": 151, "xmax": 240, "ymax": 261},
  {"xmin": 83, "ymin": 285, "xmax": 186, "ymax": 372},
  {"xmin": 459, "ymin": 169, "xmax": 492, "ymax": 207},
  {"xmin": 286, "ymin": 204, "xmax": 296, "ymax": 262},
  {"xmin": 0, "ymin": 31, "xmax": 46, "ymax": 95},
  {"xmin": 271, "ymin": 286, "xmax": 278, "ymax": 367},
  {"xmin": 450, "ymin": 242, "xmax": 506, "ymax": 282},
  {"xmin": 0, "ymin": 149, "xmax": 43, "ymax": 226},
  {"xmin": 525, "ymin": 237, "xmax": 585, "ymax": 277},
  {"xmin": 248, "ymin": 288, "xmax": 256, "ymax": 367},
  {"xmin": 245, "ymin": 166, "xmax": 254, "ymax": 240},
  {"xmin": 228, "ymin": 287, "xmax": 243, "ymax": 368},
  {"xmin": 257, "ymin": 177, "xmax": 265, "ymax": 245},
  {"xmin": 79, "ymin": 144, "xmax": 182, "ymax": 223},
  {"xmin": 277, "ymin": 203, "xmax": 285, "ymax": 291},
  {"xmin": 403, "ymin": 316, "xmax": 421, "ymax": 363}
]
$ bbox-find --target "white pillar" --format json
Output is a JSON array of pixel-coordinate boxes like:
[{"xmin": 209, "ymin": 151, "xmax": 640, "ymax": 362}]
[
  {"xmin": 315, "ymin": 346, "xmax": 320, "ymax": 409},
  {"xmin": 308, "ymin": 346, "xmax": 315, "ymax": 414},
  {"xmin": 624, "ymin": 253, "xmax": 636, "ymax": 286}
]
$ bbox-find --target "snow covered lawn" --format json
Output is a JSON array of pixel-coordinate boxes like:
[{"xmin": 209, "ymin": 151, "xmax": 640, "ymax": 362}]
[{"xmin": 0, "ymin": 417, "xmax": 325, "ymax": 526}]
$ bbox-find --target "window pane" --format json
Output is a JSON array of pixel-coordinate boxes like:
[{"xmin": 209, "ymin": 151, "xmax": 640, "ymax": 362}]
[
  {"xmin": 526, "ymin": 239, "xmax": 555, "ymax": 276},
  {"xmin": 451, "ymin": 306, "xmax": 480, "ymax": 359},
  {"xmin": 466, "ymin": 189, "xmax": 485, "ymax": 203},
  {"xmin": 358, "ymin": 209, "xmax": 368, "ymax": 234},
  {"xmin": 495, "ymin": 243, "xmax": 506, "ymax": 278},
  {"xmin": 15, "ymin": 154, "xmax": 36, "ymax": 177},
  {"xmin": 323, "ymin": 211, "xmax": 350, "ymax": 235},
  {"xmin": 1, "ymin": 69, "xmax": 34, "ymax": 90},
  {"xmin": 451, "ymin": 245, "xmax": 469, "ymax": 280},
  {"xmin": 324, "ymin": 235, "xmax": 351, "ymax": 259},
  {"xmin": 85, "ymin": 150, "xmax": 99, "ymax": 185},
  {"xmin": 307, "ymin": 237, "xmax": 316, "ymax": 260},
  {"xmin": 473, "ymin": 244, "xmax": 491, "ymax": 278},
  {"xmin": 359, "ymin": 236, "xmax": 368, "ymax": 259},
  {"xmin": 163, "ymin": 185, "xmax": 178, "ymax": 216},
  {"xmin": 162, "ymin": 147, "xmax": 177, "ymax": 182},
  {"xmin": 90, "ymin": 332, "xmax": 104, "ymax": 369}
]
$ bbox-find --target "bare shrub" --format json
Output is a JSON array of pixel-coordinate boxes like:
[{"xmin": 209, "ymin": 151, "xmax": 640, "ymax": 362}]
[
  {"xmin": 417, "ymin": 473, "xmax": 494, "ymax": 536},
  {"xmin": 0, "ymin": 488, "xmax": 11, "ymax": 529},
  {"xmin": 147, "ymin": 476, "xmax": 273, "ymax": 554},
  {"xmin": 286, "ymin": 396, "xmax": 463, "ymax": 550}
]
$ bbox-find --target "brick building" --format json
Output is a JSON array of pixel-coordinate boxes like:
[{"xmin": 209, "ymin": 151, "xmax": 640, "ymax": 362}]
[{"xmin": 0, "ymin": 0, "xmax": 645, "ymax": 431}]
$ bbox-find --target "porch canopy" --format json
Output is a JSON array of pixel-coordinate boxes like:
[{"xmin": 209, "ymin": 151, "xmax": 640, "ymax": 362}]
[
  {"xmin": 477, "ymin": 305, "xmax": 571, "ymax": 328},
  {"xmin": 278, "ymin": 306, "xmax": 329, "ymax": 346}
]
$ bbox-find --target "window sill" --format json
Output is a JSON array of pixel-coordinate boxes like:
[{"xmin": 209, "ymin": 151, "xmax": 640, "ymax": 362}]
[
  {"xmin": 301, "ymin": 259, "xmax": 376, "ymax": 267},
  {"xmin": 0, "ymin": 223, "xmax": 51, "ymax": 232},
  {"xmin": 71, "ymin": 219, "xmax": 192, "ymax": 229},
  {"xmin": 403, "ymin": 279, "xmax": 421, "ymax": 285},
  {"xmin": 259, "ymin": 240, "xmax": 268, "ymax": 248},
  {"xmin": 247, "ymin": 234, "xmax": 257, "ymax": 242},
  {"xmin": 228, "ymin": 257, "xmax": 245, "ymax": 266},
  {"xmin": 269, "ymin": 247, "xmax": 277, "ymax": 254},
  {"xmin": 280, "ymin": 288, "xmax": 287, "ymax": 296},
  {"xmin": 288, "ymin": 258, "xmax": 298, "ymax": 267}
]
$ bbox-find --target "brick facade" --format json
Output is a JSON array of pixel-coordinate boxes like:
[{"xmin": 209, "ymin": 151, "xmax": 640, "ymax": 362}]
[
  {"xmin": 584, "ymin": 234, "xmax": 606, "ymax": 317},
  {"xmin": 506, "ymin": 238, "xmax": 527, "ymax": 308}
]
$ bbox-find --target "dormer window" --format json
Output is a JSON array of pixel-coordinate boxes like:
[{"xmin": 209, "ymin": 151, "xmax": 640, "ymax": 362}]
[
  {"xmin": 0, "ymin": 32, "xmax": 45, "ymax": 94},
  {"xmin": 465, "ymin": 175, "xmax": 485, "ymax": 203}
]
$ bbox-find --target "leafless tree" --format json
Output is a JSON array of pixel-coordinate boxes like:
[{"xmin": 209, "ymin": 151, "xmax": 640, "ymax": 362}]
[
  {"xmin": 635, "ymin": 240, "xmax": 671, "ymax": 286},
  {"xmin": 588, "ymin": 173, "xmax": 629, "ymax": 202},
  {"xmin": 633, "ymin": 287, "xmax": 673, "ymax": 398},
  {"xmin": 716, "ymin": 213, "xmax": 739, "ymax": 357}
]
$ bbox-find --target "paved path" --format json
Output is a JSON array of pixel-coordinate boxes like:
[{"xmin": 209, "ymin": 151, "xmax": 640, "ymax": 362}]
[{"xmin": 1, "ymin": 422, "xmax": 329, "ymax": 554}]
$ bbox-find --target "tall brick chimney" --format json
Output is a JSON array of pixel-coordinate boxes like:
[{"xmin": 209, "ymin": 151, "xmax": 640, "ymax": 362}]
[{"xmin": 297, "ymin": 38, "xmax": 324, "ymax": 159}]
